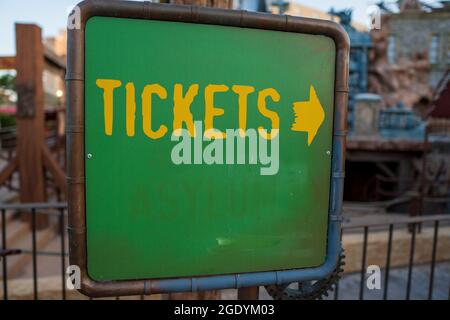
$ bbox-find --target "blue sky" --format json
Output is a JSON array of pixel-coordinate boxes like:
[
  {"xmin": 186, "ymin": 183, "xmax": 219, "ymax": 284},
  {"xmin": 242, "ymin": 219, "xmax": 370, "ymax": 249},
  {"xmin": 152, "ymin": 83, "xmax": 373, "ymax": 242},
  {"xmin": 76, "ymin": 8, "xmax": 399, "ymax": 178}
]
[{"xmin": 0, "ymin": 0, "xmax": 373, "ymax": 56}]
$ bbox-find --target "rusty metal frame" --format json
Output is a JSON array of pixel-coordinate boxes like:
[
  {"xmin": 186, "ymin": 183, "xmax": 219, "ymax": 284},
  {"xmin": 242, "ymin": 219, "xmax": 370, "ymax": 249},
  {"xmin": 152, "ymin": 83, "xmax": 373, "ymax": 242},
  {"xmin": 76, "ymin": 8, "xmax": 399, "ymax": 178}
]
[{"xmin": 66, "ymin": 0, "xmax": 349, "ymax": 297}]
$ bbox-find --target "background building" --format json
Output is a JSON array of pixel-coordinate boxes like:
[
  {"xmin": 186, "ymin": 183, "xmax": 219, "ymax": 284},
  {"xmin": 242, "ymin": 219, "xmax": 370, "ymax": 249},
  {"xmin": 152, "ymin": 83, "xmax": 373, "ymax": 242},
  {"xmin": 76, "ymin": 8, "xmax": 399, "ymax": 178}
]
[{"xmin": 369, "ymin": 0, "xmax": 450, "ymax": 111}]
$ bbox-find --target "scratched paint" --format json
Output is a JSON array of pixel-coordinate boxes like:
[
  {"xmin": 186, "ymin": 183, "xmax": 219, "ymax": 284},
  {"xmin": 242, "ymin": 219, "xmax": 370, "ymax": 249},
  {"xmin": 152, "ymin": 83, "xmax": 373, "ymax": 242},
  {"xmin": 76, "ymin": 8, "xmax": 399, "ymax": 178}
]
[{"xmin": 85, "ymin": 17, "xmax": 336, "ymax": 281}]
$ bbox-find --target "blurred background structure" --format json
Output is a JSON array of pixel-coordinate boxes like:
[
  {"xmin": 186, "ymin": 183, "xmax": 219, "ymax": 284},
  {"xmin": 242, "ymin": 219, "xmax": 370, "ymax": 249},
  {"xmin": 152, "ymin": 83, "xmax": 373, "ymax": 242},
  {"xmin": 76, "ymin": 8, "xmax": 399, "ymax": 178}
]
[{"xmin": 0, "ymin": 0, "xmax": 449, "ymax": 300}]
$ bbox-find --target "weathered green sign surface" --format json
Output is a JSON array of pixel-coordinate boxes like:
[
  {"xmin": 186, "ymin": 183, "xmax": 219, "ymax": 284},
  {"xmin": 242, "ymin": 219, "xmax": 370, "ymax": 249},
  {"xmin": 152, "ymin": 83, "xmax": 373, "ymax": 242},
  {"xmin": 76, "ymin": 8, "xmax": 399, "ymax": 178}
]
[{"xmin": 84, "ymin": 16, "xmax": 336, "ymax": 281}]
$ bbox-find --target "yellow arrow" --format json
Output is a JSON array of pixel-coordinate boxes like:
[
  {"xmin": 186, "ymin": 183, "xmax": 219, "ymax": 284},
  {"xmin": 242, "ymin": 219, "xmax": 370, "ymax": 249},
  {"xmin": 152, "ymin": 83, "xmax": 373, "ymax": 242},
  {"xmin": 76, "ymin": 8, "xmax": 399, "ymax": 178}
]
[{"xmin": 291, "ymin": 85, "xmax": 325, "ymax": 146}]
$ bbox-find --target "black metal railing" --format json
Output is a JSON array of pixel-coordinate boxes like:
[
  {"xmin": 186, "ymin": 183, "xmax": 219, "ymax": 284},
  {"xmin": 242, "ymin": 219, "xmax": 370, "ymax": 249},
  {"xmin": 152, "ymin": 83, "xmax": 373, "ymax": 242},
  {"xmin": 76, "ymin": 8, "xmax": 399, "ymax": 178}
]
[
  {"xmin": 336, "ymin": 214, "xmax": 450, "ymax": 300},
  {"xmin": 1, "ymin": 202, "xmax": 67, "ymax": 300},
  {"xmin": 1, "ymin": 202, "xmax": 449, "ymax": 300}
]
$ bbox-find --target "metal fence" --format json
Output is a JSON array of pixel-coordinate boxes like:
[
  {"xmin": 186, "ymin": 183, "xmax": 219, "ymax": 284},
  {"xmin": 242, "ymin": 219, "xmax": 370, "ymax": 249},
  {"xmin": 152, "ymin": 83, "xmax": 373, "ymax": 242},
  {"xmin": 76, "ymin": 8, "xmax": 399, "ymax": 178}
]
[
  {"xmin": 336, "ymin": 214, "xmax": 450, "ymax": 300},
  {"xmin": 1, "ymin": 202, "xmax": 67, "ymax": 300},
  {"xmin": 1, "ymin": 202, "xmax": 449, "ymax": 300}
]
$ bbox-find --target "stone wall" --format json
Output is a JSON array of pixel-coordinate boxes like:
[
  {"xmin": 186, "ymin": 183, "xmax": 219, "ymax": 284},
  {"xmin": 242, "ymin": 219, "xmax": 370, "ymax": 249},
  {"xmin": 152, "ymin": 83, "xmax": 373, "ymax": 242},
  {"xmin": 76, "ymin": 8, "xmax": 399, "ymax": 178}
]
[
  {"xmin": 368, "ymin": 10, "xmax": 450, "ymax": 109},
  {"xmin": 388, "ymin": 11, "xmax": 450, "ymax": 89}
]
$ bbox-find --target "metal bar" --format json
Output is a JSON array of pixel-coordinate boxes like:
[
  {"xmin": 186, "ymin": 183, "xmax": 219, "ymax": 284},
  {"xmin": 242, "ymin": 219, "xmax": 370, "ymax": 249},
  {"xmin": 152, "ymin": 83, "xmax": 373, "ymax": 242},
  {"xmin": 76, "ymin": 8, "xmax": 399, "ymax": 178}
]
[
  {"xmin": 334, "ymin": 228, "xmax": 343, "ymax": 300},
  {"xmin": 60, "ymin": 208, "xmax": 66, "ymax": 300},
  {"xmin": 31, "ymin": 208, "xmax": 38, "ymax": 300},
  {"xmin": 3, "ymin": 202, "xmax": 447, "ymax": 226},
  {"xmin": 428, "ymin": 220, "xmax": 439, "ymax": 300},
  {"xmin": 0, "ymin": 202, "xmax": 67, "ymax": 210},
  {"xmin": 383, "ymin": 224, "xmax": 394, "ymax": 300},
  {"xmin": 0, "ymin": 249, "xmax": 21, "ymax": 256},
  {"xmin": 1, "ymin": 208, "xmax": 7, "ymax": 300},
  {"xmin": 0, "ymin": 210, "xmax": 63, "ymax": 218},
  {"xmin": 14, "ymin": 249, "xmax": 69, "ymax": 256},
  {"xmin": 334, "ymin": 281, "xmax": 339, "ymax": 300},
  {"xmin": 406, "ymin": 223, "xmax": 416, "ymax": 300},
  {"xmin": 359, "ymin": 226, "xmax": 368, "ymax": 300},
  {"xmin": 343, "ymin": 214, "xmax": 450, "ymax": 229}
]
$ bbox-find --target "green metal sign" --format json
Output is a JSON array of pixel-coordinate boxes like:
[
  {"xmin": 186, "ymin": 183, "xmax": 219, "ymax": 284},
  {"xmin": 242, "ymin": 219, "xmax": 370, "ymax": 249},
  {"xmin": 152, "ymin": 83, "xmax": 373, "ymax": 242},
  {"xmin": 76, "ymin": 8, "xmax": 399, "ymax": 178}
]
[{"xmin": 67, "ymin": 1, "xmax": 349, "ymax": 297}]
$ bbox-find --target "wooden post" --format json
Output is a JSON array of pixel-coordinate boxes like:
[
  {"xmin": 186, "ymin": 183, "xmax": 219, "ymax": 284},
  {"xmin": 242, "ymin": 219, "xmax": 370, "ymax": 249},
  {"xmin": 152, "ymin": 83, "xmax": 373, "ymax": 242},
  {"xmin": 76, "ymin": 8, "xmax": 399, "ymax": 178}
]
[
  {"xmin": 15, "ymin": 24, "xmax": 47, "ymax": 228},
  {"xmin": 237, "ymin": 286, "xmax": 260, "ymax": 300},
  {"xmin": 167, "ymin": 0, "xmax": 233, "ymax": 300}
]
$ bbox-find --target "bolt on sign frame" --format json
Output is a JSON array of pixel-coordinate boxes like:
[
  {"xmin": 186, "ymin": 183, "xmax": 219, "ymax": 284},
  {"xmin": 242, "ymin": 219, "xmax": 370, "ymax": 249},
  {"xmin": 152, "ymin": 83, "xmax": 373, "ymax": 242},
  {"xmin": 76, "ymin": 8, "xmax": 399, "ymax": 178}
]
[{"xmin": 67, "ymin": 0, "xmax": 349, "ymax": 297}]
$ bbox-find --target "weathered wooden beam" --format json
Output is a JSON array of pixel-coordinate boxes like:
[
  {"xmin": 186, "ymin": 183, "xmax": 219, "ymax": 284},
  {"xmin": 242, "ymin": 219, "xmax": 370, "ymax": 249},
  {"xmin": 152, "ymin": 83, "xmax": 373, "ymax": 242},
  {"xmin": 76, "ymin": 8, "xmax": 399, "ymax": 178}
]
[
  {"xmin": 0, "ymin": 51, "xmax": 65, "ymax": 73},
  {"xmin": 15, "ymin": 23, "xmax": 47, "ymax": 228},
  {"xmin": 41, "ymin": 143, "xmax": 67, "ymax": 196},
  {"xmin": 0, "ymin": 56, "xmax": 16, "ymax": 70},
  {"xmin": 0, "ymin": 157, "xmax": 18, "ymax": 186}
]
